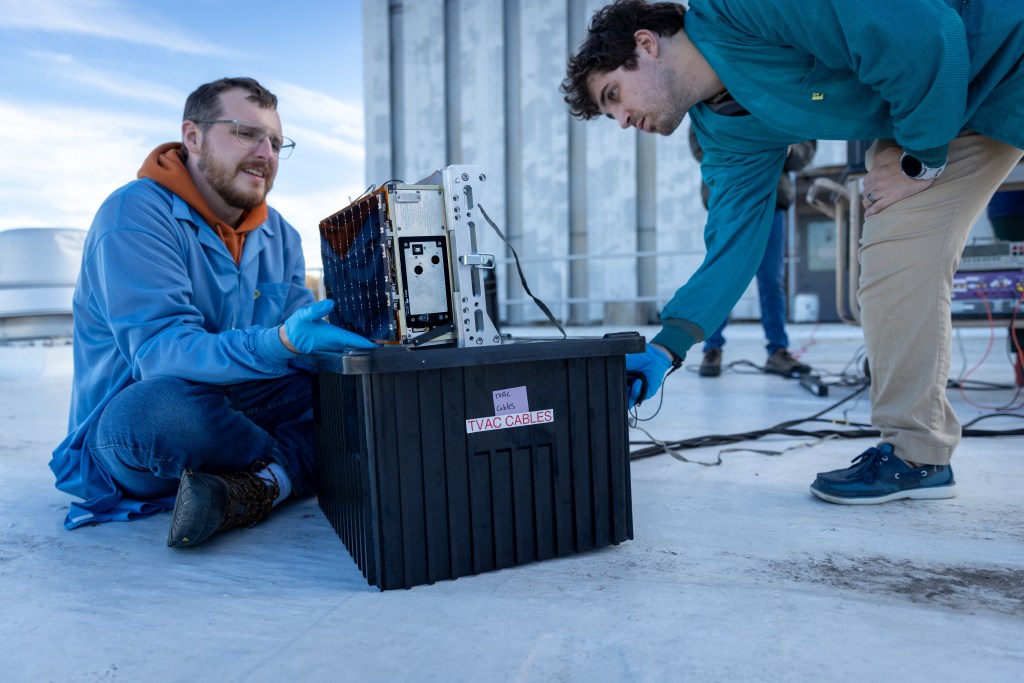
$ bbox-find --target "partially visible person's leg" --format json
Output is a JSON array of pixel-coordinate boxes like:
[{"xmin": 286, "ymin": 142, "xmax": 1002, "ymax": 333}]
[
  {"xmin": 858, "ymin": 134, "xmax": 1022, "ymax": 465},
  {"xmin": 221, "ymin": 374, "xmax": 317, "ymax": 497},
  {"xmin": 987, "ymin": 186, "xmax": 1024, "ymax": 242},
  {"xmin": 757, "ymin": 209, "xmax": 790, "ymax": 354},
  {"xmin": 703, "ymin": 321, "xmax": 727, "ymax": 352},
  {"xmin": 87, "ymin": 372, "xmax": 316, "ymax": 545},
  {"xmin": 758, "ymin": 209, "xmax": 810, "ymax": 376},
  {"xmin": 700, "ymin": 320, "xmax": 727, "ymax": 377},
  {"xmin": 87, "ymin": 373, "xmax": 315, "ymax": 498},
  {"xmin": 1012, "ymin": 322, "xmax": 1024, "ymax": 387},
  {"xmin": 989, "ymin": 215, "xmax": 1024, "ymax": 242},
  {"xmin": 986, "ymin": 196, "xmax": 1024, "ymax": 387},
  {"xmin": 811, "ymin": 133, "xmax": 1022, "ymax": 505}
]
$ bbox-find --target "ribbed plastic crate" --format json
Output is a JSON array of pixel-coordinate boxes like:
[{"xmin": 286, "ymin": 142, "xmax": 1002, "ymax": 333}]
[{"xmin": 313, "ymin": 334, "xmax": 642, "ymax": 590}]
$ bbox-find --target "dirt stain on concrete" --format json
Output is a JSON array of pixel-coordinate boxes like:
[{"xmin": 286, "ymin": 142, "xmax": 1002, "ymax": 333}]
[{"xmin": 767, "ymin": 554, "xmax": 1024, "ymax": 616}]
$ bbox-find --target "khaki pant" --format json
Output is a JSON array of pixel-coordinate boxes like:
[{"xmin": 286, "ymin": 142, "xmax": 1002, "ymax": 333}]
[{"xmin": 861, "ymin": 133, "xmax": 1023, "ymax": 465}]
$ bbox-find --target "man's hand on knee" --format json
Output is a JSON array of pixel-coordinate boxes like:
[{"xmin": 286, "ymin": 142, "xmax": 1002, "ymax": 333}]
[{"xmin": 861, "ymin": 147, "xmax": 936, "ymax": 218}]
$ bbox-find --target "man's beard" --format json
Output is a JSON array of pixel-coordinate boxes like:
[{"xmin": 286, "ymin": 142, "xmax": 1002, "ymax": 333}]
[
  {"xmin": 648, "ymin": 68, "xmax": 689, "ymax": 136},
  {"xmin": 650, "ymin": 107, "xmax": 687, "ymax": 136},
  {"xmin": 197, "ymin": 143, "xmax": 273, "ymax": 211},
  {"xmin": 634, "ymin": 103, "xmax": 685, "ymax": 136}
]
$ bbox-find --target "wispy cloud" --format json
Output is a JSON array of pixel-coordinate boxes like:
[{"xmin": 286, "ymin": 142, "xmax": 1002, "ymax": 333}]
[
  {"xmin": 0, "ymin": 0, "xmax": 232, "ymax": 56},
  {"xmin": 273, "ymin": 82, "xmax": 364, "ymax": 143},
  {"xmin": 0, "ymin": 97, "xmax": 365, "ymax": 259},
  {"xmin": 0, "ymin": 101, "xmax": 169, "ymax": 230},
  {"xmin": 268, "ymin": 81, "xmax": 364, "ymax": 168},
  {"xmin": 0, "ymin": 0, "xmax": 366, "ymax": 250},
  {"xmin": 286, "ymin": 123, "xmax": 364, "ymax": 161},
  {"xmin": 26, "ymin": 50, "xmax": 185, "ymax": 107},
  {"xmin": 269, "ymin": 87, "xmax": 366, "ymax": 258},
  {"xmin": 271, "ymin": 184, "xmax": 371, "ymax": 268}
]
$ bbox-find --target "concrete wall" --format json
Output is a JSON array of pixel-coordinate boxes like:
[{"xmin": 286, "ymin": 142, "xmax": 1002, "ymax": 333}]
[{"xmin": 362, "ymin": 0, "xmax": 848, "ymax": 326}]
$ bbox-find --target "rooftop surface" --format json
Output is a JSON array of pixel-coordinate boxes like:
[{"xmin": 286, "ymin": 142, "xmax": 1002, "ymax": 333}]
[{"xmin": 2, "ymin": 322, "xmax": 1022, "ymax": 682}]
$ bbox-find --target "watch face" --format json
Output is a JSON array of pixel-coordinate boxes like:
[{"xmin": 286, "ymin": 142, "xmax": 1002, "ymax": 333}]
[{"xmin": 900, "ymin": 154, "xmax": 924, "ymax": 178}]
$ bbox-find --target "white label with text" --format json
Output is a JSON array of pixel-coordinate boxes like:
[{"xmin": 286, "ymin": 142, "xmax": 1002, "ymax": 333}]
[
  {"xmin": 492, "ymin": 386, "xmax": 529, "ymax": 415},
  {"xmin": 466, "ymin": 409, "xmax": 555, "ymax": 434}
]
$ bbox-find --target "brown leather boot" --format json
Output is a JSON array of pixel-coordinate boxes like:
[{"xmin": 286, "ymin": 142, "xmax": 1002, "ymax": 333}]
[
  {"xmin": 766, "ymin": 349, "xmax": 811, "ymax": 377},
  {"xmin": 699, "ymin": 348, "xmax": 722, "ymax": 377},
  {"xmin": 167, "ymin": 463, "xmax": 279, "ymax": 548}
]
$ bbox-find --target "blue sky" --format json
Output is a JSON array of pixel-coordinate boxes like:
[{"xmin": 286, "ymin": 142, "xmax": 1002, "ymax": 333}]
[{"xmin": 0, "ymin": 0, "xmax": 365, "ymax": 265}]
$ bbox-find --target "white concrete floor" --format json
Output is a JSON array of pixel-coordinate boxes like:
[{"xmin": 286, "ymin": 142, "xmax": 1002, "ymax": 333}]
[{"xmin": 1, "ymin": 323, "xmax": 1022, "ymax": 682}]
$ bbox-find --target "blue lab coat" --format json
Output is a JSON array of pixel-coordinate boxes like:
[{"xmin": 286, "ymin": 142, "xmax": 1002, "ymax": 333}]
[{"xmin": 50, "ymin": 178, "xmax": 314, "ymax": 528}]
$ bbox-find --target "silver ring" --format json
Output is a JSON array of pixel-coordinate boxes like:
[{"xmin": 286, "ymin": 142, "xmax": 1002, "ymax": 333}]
[{"xmin": 866, "ymin": 192, "xmax": 876, "ymax": 204}]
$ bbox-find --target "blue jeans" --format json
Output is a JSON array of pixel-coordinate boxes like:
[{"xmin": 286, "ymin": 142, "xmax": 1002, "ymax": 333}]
[
  {"xmin": 86, "ymin": 373, "xmax": 316, "ymax": 502},
  {"xmin": 704, "ymin": 208, "xmax": 789, "ymax": 354}
]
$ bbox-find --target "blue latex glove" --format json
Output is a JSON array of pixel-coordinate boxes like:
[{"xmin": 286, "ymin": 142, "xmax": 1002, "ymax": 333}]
[
  {"xmin": 282, "ymin": 299, "xmax": 377, "ymax": 354},
  {"xmin": 626, "ymin": 344, "xmax": 674, "ymax": 408}
]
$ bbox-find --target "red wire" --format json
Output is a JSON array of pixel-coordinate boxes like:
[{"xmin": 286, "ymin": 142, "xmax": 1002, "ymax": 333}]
[
  {"xmin": 957, "ymin": 284, "xmax": 1024, "ymax": 411},
  {"xmin": 790, "ymin": 320, "xmax": 820, "ymax": 360},
  {"xmin": 957, "ymin": 291, "xmax": 999, "ymax": 409}
]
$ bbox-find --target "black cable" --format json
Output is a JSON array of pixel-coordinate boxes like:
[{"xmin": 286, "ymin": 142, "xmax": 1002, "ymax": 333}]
[
  {"xmin": 685, "ymin": 356, "xmax": 865, "ymax": 388},
  {"xmin": 682, "ymin": 359, "xmax": 765, "ymax": 375},
  {"xmin": 351, "ymin": 183, "xmax": 375, "ymax": 202},
  {"xmin": 477, "ymin": 203, "xmax": 567, "ymax": 339},
  {"xmin": 628, "ymin": 333, "xmax": 1024, "ymax": 462},
  {"xmin": 628, "ymin": 362, "xmax": 681, "ymax": 424},
  {"xmin": 961, "ymin": 412, "xmax": 1024, "ymax": 431},
  {"xmin": 628, "ymin": 377, "xmax": 1024, "ymax": 461},
  {"xmin": 947, "ymin": 379, "xmax": 1018, "ymax": 391},
  {"xmin": 629, "ymin": 382, "xmax": 873, "ymax": 460}
]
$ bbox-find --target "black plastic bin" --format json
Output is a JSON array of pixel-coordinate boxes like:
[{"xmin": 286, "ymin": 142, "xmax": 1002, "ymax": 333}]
[{"xmin": 313, "ymin": 333, "xmax": 644, "ymax": 590}]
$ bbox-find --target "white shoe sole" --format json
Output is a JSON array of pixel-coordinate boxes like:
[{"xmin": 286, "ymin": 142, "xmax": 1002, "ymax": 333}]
[{"xmin": 809, "ymin": 483, "xmax": 957, "ymax": 505}]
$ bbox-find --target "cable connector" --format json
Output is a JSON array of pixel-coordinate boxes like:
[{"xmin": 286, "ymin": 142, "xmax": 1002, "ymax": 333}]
[{"xmin": 799, "ymin": 372, "xmax": 828, "ymax": 397}]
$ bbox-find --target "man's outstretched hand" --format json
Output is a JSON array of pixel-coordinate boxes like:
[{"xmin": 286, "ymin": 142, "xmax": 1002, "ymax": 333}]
[{"xmin": 280, "ymin": 299, "xmax": 377, "ymax": 354}]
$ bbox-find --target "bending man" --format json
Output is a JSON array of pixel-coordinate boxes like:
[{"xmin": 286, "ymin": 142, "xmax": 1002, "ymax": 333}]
[{"xmin": 562, "ymin": 0, "xmax": 1023, "ymax": 504}]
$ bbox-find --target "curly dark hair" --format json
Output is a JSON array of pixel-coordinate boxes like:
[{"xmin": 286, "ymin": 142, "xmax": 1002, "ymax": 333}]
[
  {"xmin": 561, "ymin": 0, "xmax": 686, "ymax": 119},
  {"xmin": 183, "ymin": 77, "xmax": 278, "ymax": 125}
]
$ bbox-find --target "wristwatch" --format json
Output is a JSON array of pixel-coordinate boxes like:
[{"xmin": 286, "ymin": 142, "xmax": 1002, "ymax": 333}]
[{"xmin": 899, "ymin": 152, "xmax": 946, "ymax": 180}]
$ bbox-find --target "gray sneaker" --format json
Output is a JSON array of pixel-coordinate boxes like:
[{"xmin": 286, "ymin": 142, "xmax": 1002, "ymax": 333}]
[{"xmin": 765, "ymin": 349, "xmax": 810, "ymax": 377}]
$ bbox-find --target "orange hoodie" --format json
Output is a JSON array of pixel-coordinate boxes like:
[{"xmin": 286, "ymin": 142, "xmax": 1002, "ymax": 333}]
[{"xmin": 138, "ymin": 142, "xmax": 268, "ymax": 265}]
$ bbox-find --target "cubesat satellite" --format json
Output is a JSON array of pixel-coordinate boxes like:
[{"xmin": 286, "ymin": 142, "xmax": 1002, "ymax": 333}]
[{"xmin": 319, "ymin": 165, "xmax": 501, "ymax": 348}]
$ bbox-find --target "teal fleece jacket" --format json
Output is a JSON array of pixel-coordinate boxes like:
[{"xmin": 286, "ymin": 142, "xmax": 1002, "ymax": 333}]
[{"xmin": 652, "ymin": 0, "xmax": 1024, "ymax": 358}]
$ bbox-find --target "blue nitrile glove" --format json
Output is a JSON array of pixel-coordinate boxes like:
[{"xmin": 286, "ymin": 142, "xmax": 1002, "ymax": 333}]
[
  {"xmin": 282, "ymin": 299, "xmax": 377, "ymax": 354},
  {"xmin": 626, "ymin": 343, "xmax": 674, "ymax": 408}
]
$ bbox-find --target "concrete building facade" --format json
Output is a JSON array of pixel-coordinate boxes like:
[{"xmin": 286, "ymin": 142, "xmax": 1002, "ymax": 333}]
[{"xmin": 362, "ymin": 0, "xmax": 844, "ymax": 326}]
